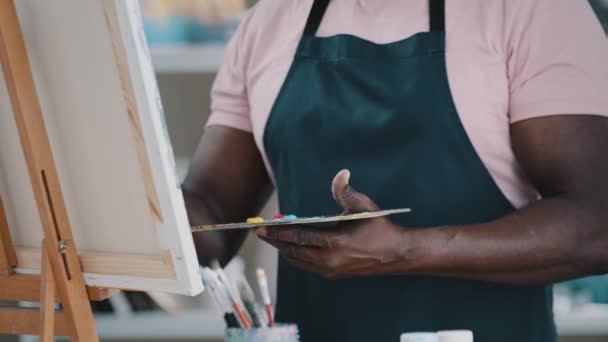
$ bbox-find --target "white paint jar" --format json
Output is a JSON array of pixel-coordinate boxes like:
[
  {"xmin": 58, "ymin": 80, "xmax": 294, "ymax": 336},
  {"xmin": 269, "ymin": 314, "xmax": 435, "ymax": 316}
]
[
  {"xmin": 437, "ymin": 330, "xmax": 473, "ymax": 342},
  {"xmin": 400, "ymin": 332, "xmax": 438, "ymax": 342}
]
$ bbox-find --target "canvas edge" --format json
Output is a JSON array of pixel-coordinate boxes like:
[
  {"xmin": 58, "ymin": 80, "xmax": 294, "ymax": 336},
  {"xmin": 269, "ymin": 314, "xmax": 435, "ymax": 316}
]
[{"xmin": 102, "ymin": 0, "xmax": 203, "ymax": 296}]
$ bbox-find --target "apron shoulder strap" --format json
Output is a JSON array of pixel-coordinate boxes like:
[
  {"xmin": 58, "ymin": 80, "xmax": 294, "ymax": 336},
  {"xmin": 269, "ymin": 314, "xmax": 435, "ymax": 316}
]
[
  {"xmin": 429, "ymin": 0, "xmax": 446, "ymax": 32},
  {"xmin": 303, "ymin": 0, "xmax": 330, "ymax": 35},
  {"xmin": 303, "ymin": 0, "xmax": 445, "ymax": 36}
]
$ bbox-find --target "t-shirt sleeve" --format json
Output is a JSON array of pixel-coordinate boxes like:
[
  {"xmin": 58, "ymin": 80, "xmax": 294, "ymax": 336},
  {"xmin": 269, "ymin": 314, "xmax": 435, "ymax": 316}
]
[
  {"xmin": 507, "ymin": 0, "xmax": 608, "ymax": 123},
  {"xmin": 205, "ymin": 11, "xmax": 254, "ymax": 132}
]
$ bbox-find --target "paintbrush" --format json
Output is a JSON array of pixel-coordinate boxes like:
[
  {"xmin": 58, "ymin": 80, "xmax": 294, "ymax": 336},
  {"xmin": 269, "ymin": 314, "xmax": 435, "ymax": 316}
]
[{"xmin": 211, "ymin": 260, "xmax": 253, "ymax": 329}]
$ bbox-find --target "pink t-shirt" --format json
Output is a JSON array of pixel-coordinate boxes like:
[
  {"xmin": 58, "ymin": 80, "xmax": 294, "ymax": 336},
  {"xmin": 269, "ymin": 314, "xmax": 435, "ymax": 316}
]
[{"xmin": 206, "ymin": 0, "xmax": 608, "ymax": 208}]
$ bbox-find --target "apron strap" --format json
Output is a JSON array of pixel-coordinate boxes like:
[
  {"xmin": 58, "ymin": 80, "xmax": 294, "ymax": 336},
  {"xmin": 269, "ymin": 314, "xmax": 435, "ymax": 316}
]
[
  {"xmin": 429, "ymin": 0, "xmax": 446, "ymax": 32},
  {"xmin": 303, "ymin": 0, "xmax": 446, "ymax": 36},
  {"xmin": 303, "ymin": 0, "xmax": 330, "ymax": 36}
]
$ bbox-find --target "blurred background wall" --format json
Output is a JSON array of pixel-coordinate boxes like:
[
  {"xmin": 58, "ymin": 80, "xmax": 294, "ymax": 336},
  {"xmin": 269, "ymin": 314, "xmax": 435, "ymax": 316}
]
[{"xmin": 2, "ymin": 0, "xmax": 607, "ymax": 341}]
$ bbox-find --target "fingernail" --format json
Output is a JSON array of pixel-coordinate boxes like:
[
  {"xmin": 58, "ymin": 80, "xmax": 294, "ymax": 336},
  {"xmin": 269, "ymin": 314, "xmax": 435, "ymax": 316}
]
[
  {"xmin": 256, "ymin": 227, "xmax": 267, "ymax": 237},
  {"xmin": 344, "ymin": 169, "xmax": 351, "ymax": 184},
  {"xmin": 332, "ymin": 169, "xmax": 351, "ymax": 201}
]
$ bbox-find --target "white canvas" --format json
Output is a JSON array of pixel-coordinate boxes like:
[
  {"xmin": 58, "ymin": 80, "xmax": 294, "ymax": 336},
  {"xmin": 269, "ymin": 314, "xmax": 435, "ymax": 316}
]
[{"xmin": 0, "ymin": 0, "xmax": 203, "ymax": 295}]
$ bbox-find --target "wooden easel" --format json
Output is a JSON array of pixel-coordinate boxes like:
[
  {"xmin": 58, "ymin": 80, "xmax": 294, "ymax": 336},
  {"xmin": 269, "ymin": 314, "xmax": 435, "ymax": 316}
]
[{"xmin": 0, "ymin": 0, "xmax": 117, "ymax": 340}]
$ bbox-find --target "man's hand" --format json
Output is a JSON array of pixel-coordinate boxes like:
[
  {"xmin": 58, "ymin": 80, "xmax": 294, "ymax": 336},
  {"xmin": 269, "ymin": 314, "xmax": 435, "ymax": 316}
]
[
  {"xmin": 255, "ymin": 170, "xmax": 415, "ymax": 279},
  {"xmin": 257, "ymin": 115, "xmax": 608, "ymax": 285}
]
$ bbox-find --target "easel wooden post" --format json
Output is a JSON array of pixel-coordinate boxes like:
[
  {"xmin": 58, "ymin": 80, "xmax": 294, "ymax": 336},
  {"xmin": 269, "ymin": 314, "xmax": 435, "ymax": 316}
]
[{"xmin": 0, "ymin": 0, "xmax": 117, "ymax": 339}]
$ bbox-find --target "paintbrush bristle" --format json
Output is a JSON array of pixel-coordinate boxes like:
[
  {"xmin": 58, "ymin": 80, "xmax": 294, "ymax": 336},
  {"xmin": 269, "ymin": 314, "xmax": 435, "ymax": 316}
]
[
  {"xmin": 200, "ymin": 267, "xmax": 208, "ymax": 284},
  {"xmin": 256, "ymin": 268, "xmax": 266, "ymax": 279},
  {"xmin": 210, "ymin": 259, "xmax": 221, "ymax": 270}
]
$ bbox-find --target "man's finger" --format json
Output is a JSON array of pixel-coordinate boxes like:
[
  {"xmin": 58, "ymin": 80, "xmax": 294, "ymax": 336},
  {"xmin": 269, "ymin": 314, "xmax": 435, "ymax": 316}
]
[
  {"xmin": 261, "ymin": 236, "xmax": 341, "ymax": 278},
  {"xmin": 331, "ymin": 169, "xmax": 380, "ymax": 213},
  {"xmin": 256, "ymin": 226, "xmax": 337, "ymax": 248},
  {"xmin": 283, "ymin": 244, "xmax": 325, "ymax": 262},
  {"xmin": 258, "ymin": 235, "xmax": 288, "ymax": 250},
  {"xmin": 281, "ymin": 247, "xmax": 332, "ymax": 273},
  {"xmin": 283, "ymin": 255, "xmax": 323, "ymax": 274},
  {"xmin": 259, "ymin": 237, "xmax": 328, "ymax": 267}
]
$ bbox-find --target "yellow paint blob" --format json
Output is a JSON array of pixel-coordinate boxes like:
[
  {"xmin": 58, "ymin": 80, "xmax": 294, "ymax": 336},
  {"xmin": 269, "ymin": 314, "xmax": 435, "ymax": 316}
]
[{"xmin": 247, "ymin": 217, "xmax": 265, "ymax": 224}]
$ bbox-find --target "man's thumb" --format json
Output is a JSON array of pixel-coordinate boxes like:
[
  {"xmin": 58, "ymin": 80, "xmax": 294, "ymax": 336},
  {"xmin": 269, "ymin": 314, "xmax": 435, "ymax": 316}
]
[{"xmin": 331, "ymin": 169, "xmax": 380, "ymax": 213}]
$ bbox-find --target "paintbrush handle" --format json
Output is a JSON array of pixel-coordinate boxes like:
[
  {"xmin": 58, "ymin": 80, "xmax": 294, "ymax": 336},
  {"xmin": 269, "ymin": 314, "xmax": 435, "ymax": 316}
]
[
  {"xmin": 265, "ymin": 304, "xmax": 275, "ymax": 326},
  {"xmin": 233, "ymin": 302, "xmax": 252, "ymax": 329}
]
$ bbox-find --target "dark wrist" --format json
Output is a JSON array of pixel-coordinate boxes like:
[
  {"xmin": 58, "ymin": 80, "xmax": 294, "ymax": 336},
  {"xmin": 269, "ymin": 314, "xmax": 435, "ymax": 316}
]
[{"xmin": 395, "ymin": 226, "xmax": 442, "ymax": 275}]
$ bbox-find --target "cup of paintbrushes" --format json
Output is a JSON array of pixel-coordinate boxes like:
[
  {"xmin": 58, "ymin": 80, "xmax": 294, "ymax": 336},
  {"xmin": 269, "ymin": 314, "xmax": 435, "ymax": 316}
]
[{"xmin": 225, "ymin": 324, "xmax": 300, "ymax": 342}]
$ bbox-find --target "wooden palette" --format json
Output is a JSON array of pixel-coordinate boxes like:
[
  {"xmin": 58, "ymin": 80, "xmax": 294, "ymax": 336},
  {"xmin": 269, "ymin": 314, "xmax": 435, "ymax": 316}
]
[{"xmin": 191, "ymin": 208, "xmax": 411, "ymax": 232}]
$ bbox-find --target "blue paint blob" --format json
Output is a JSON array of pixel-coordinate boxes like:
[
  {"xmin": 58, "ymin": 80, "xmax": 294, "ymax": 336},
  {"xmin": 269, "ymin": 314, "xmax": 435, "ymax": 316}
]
[{"xmin": 283, "ymin": 215, "xmax": 298, "ymax": 221}]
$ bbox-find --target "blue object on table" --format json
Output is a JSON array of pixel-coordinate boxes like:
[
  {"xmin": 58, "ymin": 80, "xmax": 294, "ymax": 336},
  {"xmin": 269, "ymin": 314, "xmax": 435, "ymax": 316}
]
[
  {"xmin": 143, "ymin": 14, "xmax": 189, "ymax": 45},
  {"xmin": 186, "ymin": 19, "xmax": 227, "ymax": 44}
]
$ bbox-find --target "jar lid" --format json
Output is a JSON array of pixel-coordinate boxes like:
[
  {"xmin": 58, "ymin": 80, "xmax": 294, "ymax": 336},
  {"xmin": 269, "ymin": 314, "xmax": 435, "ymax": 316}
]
[
  {"xmin": 437, "ymin": 330, "xmax": 473, "ymax": 342},
  {"xmin": 401, "ymin": 332, "xmax": 438, "ymax": 342}
]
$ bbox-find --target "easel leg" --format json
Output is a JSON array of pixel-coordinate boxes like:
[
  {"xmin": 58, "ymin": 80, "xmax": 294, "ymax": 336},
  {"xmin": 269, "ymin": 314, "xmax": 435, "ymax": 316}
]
[
  {"xmin": 40, "ymin": 240, "xmax": 56, "ymax": 342},
  {"xmin": 0, "ymin": 195, "xmax": 17, "ymax": 275},
  {"xmin": 0, "ymin": 1, "xmax": 98, "ymax": 340}
]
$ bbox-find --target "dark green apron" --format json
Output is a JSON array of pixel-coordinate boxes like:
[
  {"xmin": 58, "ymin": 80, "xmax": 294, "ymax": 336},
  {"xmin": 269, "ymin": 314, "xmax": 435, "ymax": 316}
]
[{"xmin": 263, "ymin": 0, "xmax": 556, "ymax": 340}]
